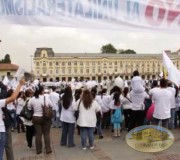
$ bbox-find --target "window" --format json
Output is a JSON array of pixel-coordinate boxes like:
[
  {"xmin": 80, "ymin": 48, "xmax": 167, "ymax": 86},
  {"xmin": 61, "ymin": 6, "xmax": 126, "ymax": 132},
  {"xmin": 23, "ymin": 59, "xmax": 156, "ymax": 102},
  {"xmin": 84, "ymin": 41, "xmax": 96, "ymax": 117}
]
[
  {"xmin": 115, "ymin": 61, "xmax": 117, "ymax": 65},
  {"xmin": 36, "ymin": 70, "xmax": 39, "ymax": 74},
  {"xmin": 74, "ymin": 61, "xmax": 77, "ymax": 65},
  {"xmin": 43, "ymin": 69, "xmax": 47, "ymax": 74},
  {"xmin": 92, "ymin": 69, "xmax": 95, "ymax": 73},
  {"xmin": 86, "ymin": 69, "xmax": 89, "ymax": 73},
  {"xmin": 36, "ymin": 62, "xmax": 39, "ymax": 66},
  {"xmin": 43, "ymin": 61, "xmax": 46, "ymax": 67},
  {"xmin": 68, "ymin": 62, "xmax": 71, "ymax": 66},
  {"xmin": 74, "ymin": 69, "xmax": 77, "ymax": 74},
  {"xmin": 62, "ymin": 68, "xmax": 65, "ymax": 74},
  {"xmin": 80, "ymin": 62, "xmax": 83, "ymax": 65},
  {"xmin": 80, "ymin": 68, "xmax": 83, "ymax": 73},
  {"xmin": 50, "ymin": 70, "xmax": 53, "ymax": 75},
  {"xmin": 62, "ymin": 62, "xmax": 65, "ymax": 66},
  {"xmin": 98, "ymin": 61, "xmax": 101, "ymax": 65},
  {"xmin": 49, "ymin": 62, "xmax": 52, "ymax": 66},
  {"xmin": 56, "ymin": 62, "xmax": 59, "ymax": 66},
  {"xmin": 109, "ymin": 62, "xmax": 112, "ymax": 65},
  {"xmin": 98, "ymin": 68, "xmax": 101, "ymax": 72}
]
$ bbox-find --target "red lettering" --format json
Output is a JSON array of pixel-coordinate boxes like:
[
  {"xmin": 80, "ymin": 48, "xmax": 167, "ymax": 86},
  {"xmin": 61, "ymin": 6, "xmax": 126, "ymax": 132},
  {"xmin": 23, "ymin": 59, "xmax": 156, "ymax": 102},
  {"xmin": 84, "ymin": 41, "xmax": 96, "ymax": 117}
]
[
  {"xmin": 166, "ymin": 0, "xmax": 180, "ymax": 25},
  {"xmin": 145, "ymin": 0, "xmax": 166, "ymax": 26}
]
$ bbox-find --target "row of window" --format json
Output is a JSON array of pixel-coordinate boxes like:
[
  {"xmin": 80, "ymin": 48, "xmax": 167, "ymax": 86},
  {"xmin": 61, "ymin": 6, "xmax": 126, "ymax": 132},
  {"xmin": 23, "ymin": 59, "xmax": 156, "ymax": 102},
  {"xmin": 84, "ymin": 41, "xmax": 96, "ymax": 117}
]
[{"xmin": 37, "ymin": 67, "xmax": 161, "ymax": 75}]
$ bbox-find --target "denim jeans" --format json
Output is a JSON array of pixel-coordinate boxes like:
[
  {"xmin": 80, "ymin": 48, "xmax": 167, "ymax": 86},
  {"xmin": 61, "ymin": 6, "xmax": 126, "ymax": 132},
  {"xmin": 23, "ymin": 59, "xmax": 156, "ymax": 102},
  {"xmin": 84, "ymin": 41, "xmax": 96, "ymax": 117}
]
[
  {"xmin": 61, "ymin": 122, "xmax": 75, "ymax": 147},
  {"xmin": 52, "ymin": 110, "xmax": 61, "ymax": 128},
  {"xmin": 80, "ymin": 127, "xmax": 94, "ymax": 148},
  {"xmin": 169, "ymin": 108, "xmax": 176, "ymax": 129},
  {"xmin": 96, "ymin": 122, "xmax": 103, "ymax": 137},
  {"xmin": 0, "ymin": 132, "xmax": 6, "ymax": 160},
  {"xmin": 152, "ymin": 118, "xmax": 169, "ymax": 129}
]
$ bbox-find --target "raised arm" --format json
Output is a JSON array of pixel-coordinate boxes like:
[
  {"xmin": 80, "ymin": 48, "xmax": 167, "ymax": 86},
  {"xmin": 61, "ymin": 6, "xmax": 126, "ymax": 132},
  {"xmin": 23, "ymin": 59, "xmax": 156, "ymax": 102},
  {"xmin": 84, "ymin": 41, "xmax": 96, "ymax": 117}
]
[{"xmin": 5, "ymin": 79, "xmax": 25, "ymax": 105}]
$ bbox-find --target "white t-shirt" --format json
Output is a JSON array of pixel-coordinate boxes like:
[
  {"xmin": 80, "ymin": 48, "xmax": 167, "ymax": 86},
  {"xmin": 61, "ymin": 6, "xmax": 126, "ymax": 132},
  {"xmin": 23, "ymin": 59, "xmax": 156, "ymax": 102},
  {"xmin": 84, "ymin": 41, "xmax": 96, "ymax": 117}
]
[
  {"xmin": 96, "ymin": 94, "xmax": 111, "ymax": 113},
  {"xmin": 49, "ymin": 92, "xmax": 60, "ymax": 111},
  {"xmin": 60, "ymin": 100, "xmax": 76, "ymax": 123},
  {"xmin": 121, "ymin": 94, "xmax": 132, "ymax": 110},
  {"xmin": 16, "ymin": 98, "xmax": 25, "ymax": 115},
  {"xmin": 167, "ymin": 87, "xmax": 176, "ymax": 109},
  {"xmin": 0, "ymin": 99, "xmax": 6, "ymax": 132},
  {"xmin": 74, "ymin": 99, "xmax": 101, "ymax": 127},
  {"xmin": 131, "ymin": 76, "xmax": 145, "ymax": 93},
  {"xmin": 151, "ymin": 88, "xmax": 172, "ymax": 119},
  {"xmin": 130, "ymin": 91, "xmax": 149, "ymax": 110},
  {"xmin": 28, "ymin": 95, "xmax": 53, "ymax": 117}
]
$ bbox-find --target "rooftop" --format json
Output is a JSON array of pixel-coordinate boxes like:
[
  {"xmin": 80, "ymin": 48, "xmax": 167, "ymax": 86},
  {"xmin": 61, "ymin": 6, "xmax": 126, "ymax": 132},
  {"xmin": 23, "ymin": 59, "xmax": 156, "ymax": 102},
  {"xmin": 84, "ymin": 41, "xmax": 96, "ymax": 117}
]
[{"xmin": 0, "ymin": 63, "xmax": 19, "ymax": 70}]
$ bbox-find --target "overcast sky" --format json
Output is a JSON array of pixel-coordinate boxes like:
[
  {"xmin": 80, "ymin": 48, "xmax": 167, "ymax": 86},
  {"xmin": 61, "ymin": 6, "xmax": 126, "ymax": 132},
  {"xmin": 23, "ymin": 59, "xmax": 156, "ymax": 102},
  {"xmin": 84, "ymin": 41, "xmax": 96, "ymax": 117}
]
[{"xmin": 0, "ymin": 24, "xmax": 180, "ymax": 72}]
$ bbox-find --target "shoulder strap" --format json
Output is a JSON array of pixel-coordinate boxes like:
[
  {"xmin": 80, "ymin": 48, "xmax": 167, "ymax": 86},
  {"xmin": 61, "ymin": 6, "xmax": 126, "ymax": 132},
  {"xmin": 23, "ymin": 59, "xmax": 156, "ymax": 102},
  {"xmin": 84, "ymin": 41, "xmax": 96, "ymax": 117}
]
[
  {"xmin": 125, "ymin": 96, "xmax": 132, "ymax": 103},
  {"xmin": 44, "ymin": 96, "xmax": 46, "ymax": 106},
  {"xmin": 77, "ymin": 99, "xmax": 81, "ymax": 110}
]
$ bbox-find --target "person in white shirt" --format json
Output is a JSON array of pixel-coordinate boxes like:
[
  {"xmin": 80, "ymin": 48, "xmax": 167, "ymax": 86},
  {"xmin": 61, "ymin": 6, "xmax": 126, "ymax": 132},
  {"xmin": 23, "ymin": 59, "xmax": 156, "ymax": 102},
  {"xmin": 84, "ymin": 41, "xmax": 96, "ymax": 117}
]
[
  {"xmin": 150, "ymin": 79, "xmax": 172, "ymax": 128},
  {"xmin": 0, "ymin": 78, "xmax": 25, "ymax": 160},
  {"xmin": 121, "ymin": 87, "xmax": 132, "ymax": 131},
  {"xmin": 131, "ymin": 70, "xmax": 145, "ymax": 94},
  {"xmin": 167, "ymin": 81, "xmax": 176, "ymax": 129},
  {"xmin": 49, "ymin": 87, "xmax": 60, "ymax": 128},
  {"xmin": 74, "ymin": 89, "xmax": 101, "ymax": 150},
  {"xmin": 128, "ymin": 87, "xmax": 149, "ymax": 131},
  {"xmin": 60, "ymin": 86, "xmax": 76, "ymax": 148},
  {"xmin": 16, "ymin": 91, "xmax": 25, "ymax": 133},
  {"xmin": 28, "ymin": 85, "xmax": 53, "ymax": 155}
]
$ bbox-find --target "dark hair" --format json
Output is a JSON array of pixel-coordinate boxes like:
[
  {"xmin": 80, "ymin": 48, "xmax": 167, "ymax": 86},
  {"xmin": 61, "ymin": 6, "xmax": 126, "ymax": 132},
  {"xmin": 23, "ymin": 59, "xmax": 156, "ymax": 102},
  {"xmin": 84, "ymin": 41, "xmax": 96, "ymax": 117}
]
[
  {"xmin": 51, "ymin": 86, "xmax": 56, "ymax": 92},
  {"xmin": 175, "ymin": 86, "xmax": 179, "ymax": 98},
  {"xmin": 167, "ymin": 81, "xmax": 172, "ymax": 87},
  {"xmin": 133, "ymin": 70, "xmax": 139, "ymax": 77},
  {"xmin": 17, "ymin": 91, "xmax": 26, "ymax": 100},
  {"xmin": 160, "ymin": 79, "xmax": 167, "ymax": 88},
  {"xmin": 34, "ymin": 85, "xmax": 44, "ymax": 99},
  {"xmin": 91, "ymin": 87, "xmax": 97, "ymax": 99},
  {"xmin": 113, "ymin": 91, "xmax": 121, "ymax": 106},
  {"xmin": 151, "ymin": 80, "xmax": 158, "ymax": 88},
  {"xmin": 74, "ymin": 89, "xmax": 82, "ymax": 101},
  {"xmin": 101, "ymin": 88, "xmax": 107, "ymax": 98},
  {"xmin": 123, "ymin": 87, "xmax": 129, "ymax": 97},
  {"xmin": 81, "ymin": 89, "xmax": 93, "ymax": 109},
  {"xmin": 62, "ymin": 86, "xmax": 73, "ymax": 110},
  {"xmin": 6, "ymin": 89, "xmax": 14, "ymax": 98},
  {"xmin": 110, "ymin": 86, "xmax": 121, "ymax": 95},
  {"xmin": 25, "ymin": 89, "xmax": 33, "ymax": 98}
]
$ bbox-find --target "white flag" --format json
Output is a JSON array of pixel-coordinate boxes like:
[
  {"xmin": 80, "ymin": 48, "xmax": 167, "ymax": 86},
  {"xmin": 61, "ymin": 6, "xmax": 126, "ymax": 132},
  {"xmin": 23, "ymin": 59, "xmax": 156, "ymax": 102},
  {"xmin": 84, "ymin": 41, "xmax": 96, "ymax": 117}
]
[
  {"xmin": 3, "ymin": 76, "xmax": 9, "ymax": 86},
  {"xmin": 162, "ymin": 51, "xmax": 180, "ymax": 87},
  {"xmin": 15, "ymin": 67, "xmax": 25, "ymax": 81}
]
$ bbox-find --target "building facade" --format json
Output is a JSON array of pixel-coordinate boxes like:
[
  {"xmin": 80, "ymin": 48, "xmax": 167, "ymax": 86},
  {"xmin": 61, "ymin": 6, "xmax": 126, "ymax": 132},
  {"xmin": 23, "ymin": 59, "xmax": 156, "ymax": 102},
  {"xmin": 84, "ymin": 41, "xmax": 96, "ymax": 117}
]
[
  {"xmin": 0, "ymin": 63, "xmax": 19, "ymax": 80},
  {"xmin": 33, "ymin": 48, "xmax": 180, "ymax": 82}
]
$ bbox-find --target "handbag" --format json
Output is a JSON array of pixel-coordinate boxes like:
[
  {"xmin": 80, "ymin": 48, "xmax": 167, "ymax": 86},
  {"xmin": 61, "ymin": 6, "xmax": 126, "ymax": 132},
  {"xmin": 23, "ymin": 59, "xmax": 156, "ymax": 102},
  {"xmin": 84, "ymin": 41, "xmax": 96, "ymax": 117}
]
[
  {"xmin": 20, "ymin": 100, "xmax": 33, "ymax": 120},
  {"xmin": 74, "ymin": 99, "xmax": 81, "ymax": 120},
  {"xmin": 42, "ymin": 96, "xmax": 53, "ymax": 120}
]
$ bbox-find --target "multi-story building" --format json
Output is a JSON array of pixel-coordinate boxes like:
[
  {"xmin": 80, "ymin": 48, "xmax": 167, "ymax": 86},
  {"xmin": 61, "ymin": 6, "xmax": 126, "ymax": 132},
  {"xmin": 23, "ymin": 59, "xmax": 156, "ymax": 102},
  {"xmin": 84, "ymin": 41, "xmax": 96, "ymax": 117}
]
[{"xmin": 33, "ymin": 48, "xmax": 180, "ymax": 82}]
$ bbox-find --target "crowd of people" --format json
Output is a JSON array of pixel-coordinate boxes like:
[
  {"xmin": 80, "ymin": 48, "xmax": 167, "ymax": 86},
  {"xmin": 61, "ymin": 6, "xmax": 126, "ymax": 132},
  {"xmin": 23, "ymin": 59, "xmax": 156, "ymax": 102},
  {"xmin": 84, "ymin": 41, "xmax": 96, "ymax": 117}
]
[{"xmin": 0, "ymin": 70, "xmax": 180, "ymax": 159}]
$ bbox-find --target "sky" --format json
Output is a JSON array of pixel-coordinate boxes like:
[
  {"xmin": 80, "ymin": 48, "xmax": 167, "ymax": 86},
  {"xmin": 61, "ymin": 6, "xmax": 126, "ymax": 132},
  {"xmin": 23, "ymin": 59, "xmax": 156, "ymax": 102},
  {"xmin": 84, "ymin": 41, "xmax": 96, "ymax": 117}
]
[{"xmin": 0, "ymin": 24, "xmax": 180, "ymax": 72}]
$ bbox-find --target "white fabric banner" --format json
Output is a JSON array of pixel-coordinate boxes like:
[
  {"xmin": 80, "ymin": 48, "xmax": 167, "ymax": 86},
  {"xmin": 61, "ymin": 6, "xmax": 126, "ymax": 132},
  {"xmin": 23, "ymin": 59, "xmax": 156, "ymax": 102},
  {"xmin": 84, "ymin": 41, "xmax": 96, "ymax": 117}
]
[
  {"xmin": 162, "ymin": 51, "xmax": 180, "ymax": 87},
  {"xmin": 0, "ymin": 0, "xmax": 180, "ymax": 32}
]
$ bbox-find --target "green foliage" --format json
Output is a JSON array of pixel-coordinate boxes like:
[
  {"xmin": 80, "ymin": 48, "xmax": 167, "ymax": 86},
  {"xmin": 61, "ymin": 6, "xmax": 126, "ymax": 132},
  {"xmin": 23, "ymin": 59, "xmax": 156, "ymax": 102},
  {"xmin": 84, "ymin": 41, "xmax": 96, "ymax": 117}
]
[
  {"xmin": 101, "ymin": 43, "xmax": 117, "ymax": 54},
  {"xmin": 0, "ymin": 54, "xmax": 11, "ymax": 63},
  {"xmin": 118, "ymin": 49, "xmax": 136, "ymax": 54}
]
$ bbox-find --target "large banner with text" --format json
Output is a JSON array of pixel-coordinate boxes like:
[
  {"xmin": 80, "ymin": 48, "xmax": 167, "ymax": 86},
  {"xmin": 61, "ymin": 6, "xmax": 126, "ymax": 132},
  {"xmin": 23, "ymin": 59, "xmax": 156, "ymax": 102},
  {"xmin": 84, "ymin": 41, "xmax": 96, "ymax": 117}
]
[{"xmin": 0, "ymin": 0, "xmax": 180, "ymax": 32}]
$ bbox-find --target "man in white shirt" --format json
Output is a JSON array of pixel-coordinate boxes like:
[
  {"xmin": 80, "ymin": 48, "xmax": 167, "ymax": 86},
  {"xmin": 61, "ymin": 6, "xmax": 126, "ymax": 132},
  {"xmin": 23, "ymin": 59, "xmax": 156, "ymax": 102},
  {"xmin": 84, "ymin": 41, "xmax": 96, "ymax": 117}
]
[
  {"xmin": 0, "ymin": 79, "xmax": 25, "ymax": 160},
  {"xmin": 49, "ymin": 87, "xmax": 60, "ymax": 128},
  {"xmin": 149, "ymin": 79, "xmax": 172, "ymax": 128}
]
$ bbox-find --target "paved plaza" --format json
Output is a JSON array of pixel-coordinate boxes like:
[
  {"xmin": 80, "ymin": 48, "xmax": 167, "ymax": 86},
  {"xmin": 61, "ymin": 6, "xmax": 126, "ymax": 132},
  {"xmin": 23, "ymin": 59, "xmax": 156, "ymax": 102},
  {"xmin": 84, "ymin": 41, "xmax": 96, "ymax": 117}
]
[{"xmin": 10, "ymin": 128, "xmax": 180, "ymax": 160}]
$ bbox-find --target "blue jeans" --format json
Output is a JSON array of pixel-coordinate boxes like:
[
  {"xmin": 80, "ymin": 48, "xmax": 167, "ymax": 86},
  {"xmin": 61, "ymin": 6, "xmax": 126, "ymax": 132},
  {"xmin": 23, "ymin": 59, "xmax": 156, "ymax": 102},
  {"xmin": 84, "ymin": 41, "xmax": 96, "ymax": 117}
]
[
  {"xmin": 169, "ymin": 108, "xmax": 176, "ymax": 129},
  {"xmin": 52, "ymin": 110, "xmax": 61, "ymax": 128},
  {"xmin": 61, "ymin": 122, "xmax": 75, "ymax": 147},
  {"xmin": 96, "ymin": 122, "xmax": 103, "ymax": 137},
  {"xmin": 80, "ymin": 127, "xmax": 94, "ymax": 148},
  {"xmin": 0, "ymin": 132, "xmax": 6, "ymax": 160}
]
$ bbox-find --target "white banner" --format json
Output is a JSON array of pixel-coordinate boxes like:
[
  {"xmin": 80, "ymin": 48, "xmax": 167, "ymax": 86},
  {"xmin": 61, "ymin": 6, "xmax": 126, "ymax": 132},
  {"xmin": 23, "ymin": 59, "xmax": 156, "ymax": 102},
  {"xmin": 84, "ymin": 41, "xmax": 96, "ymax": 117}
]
[{"xmin": 0, "ymin": 0, "xmax": 180, "ymax": 32}]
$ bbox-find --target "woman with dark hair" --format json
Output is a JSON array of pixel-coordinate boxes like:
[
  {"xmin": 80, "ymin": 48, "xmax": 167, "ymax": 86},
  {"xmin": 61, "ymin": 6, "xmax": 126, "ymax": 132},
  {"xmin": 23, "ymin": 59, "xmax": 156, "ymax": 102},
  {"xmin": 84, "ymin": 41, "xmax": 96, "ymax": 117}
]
[
  {"xmin": 24, "ymin": 89, "xmax": 35, "ymax": 149},
  {"xmin": 74, "ymin": 89, "xmax": 101, "ymax": 150},
  {"xmin": 60, "ymin": 86, "xmax": 76, "ymax": 147},
  {"xmin": 28, "ymin": 84, "xmax": 53, "ymax": 155}
]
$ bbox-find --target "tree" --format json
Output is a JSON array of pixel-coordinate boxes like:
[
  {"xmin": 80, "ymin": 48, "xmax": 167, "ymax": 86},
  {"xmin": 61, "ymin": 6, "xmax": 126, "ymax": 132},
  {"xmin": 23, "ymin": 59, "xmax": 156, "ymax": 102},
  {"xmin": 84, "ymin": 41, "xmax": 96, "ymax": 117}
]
[
  {"xmin": 118, "ymin": 49, "xmax": 136, "ymax": 54},
  {"xmin": 101, "ymin": 43, "xmax": 117, "ymax": 54},
  {"xmin": 0, "ymin": 54, "xmax": 11, "ymax": 63}
]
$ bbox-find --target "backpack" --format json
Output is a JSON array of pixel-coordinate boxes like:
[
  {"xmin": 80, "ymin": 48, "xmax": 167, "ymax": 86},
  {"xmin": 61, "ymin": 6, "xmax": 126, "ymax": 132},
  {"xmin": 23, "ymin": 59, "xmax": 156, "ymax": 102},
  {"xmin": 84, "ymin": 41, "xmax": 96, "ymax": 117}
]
[
  {"xmin": 20, "ymin": 100, "xmax": 33, "ymax": 120},
  {"xmin": 42, "ymin": 96, "xmax": 53, "ymax": 120}
]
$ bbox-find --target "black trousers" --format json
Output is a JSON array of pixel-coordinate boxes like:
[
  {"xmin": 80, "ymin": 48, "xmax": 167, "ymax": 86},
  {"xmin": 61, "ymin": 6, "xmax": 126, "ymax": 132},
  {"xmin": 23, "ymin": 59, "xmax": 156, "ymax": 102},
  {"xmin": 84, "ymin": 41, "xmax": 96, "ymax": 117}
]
[
  {"xmin": 123, "ymin": 109, "xmax": 132, "ymax": 129},
  {"xmin": 128, "ymin": 110, "xmax": 145, "ymax": 131},
  {"xmin": 25, "ymin": 125, "xmax": 35, "ymax": 148}
]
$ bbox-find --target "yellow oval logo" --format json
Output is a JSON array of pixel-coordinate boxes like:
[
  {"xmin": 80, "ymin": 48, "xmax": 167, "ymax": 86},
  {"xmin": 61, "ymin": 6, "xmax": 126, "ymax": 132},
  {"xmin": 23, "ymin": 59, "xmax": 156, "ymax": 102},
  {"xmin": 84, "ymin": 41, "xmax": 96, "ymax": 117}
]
[{"xmin": 126, "ymin": 125, "xmax": 174, "ymax": 153}]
